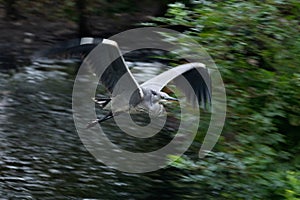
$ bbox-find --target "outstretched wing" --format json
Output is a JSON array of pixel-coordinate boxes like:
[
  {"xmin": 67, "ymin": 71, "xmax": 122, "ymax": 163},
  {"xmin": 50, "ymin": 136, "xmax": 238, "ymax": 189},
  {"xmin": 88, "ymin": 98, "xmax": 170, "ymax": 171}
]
[
  {"xmin": 33, "ymin": 37, "xmax": 103, "ymax": 59},
  {"xmin": 82, "ymin": 39, "xmax": 144, "ymax": 106},
  {"xmin": 141, "ymin": 63, "xmax": 211, "ymax": 109}
]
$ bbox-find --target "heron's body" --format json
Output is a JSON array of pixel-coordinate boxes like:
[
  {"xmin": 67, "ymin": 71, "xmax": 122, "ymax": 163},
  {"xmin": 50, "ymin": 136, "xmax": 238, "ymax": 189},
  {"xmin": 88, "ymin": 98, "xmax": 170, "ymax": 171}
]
[
  {"xmin": 87, "ymin": 87, "xmax": 175, "ymax": 127},
  {"xmin": 113, "ymin": 87, "xmax": 175, "ymax": 115}
]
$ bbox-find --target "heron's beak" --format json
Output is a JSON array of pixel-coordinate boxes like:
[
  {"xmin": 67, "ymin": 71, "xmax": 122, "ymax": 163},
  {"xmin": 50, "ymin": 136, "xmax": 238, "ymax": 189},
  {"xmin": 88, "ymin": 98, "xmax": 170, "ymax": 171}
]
[
  {"xmin": 159, "ymin": 92, "xmax": 179, "ymax": 103},
  {"xmin": 165, "ymin": 96, "xmax": 178, "ymax": 102}
]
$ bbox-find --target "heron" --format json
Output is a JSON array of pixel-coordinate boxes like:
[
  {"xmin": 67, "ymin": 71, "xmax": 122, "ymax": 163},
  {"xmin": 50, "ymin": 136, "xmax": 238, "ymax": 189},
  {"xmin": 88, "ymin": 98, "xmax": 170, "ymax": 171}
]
[
  {"xmin": 84, "ymin": 38, "xmax": 212, "ymax": 128},
  {"xmin": 35, "ymin": 37, "xmax": 211, "ymax": 128}
]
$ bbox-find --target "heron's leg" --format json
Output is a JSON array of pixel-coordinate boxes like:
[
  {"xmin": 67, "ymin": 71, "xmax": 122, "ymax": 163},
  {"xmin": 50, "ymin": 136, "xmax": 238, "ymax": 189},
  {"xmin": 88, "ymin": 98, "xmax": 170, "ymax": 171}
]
[
  {"xmin": 86, "ymin": 111, "xmax": 113, "ymax": 129},
  {"xmin": 98, "ymin": 111, "xmax": 114, "ymax": 122}
]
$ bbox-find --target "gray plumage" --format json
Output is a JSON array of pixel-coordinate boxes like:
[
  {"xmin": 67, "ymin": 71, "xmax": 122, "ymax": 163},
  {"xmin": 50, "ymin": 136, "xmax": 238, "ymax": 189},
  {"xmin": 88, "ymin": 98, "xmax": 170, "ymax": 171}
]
[{"xmin": 83, "ymin": 38, "xmax": 211, "ymax": 128}]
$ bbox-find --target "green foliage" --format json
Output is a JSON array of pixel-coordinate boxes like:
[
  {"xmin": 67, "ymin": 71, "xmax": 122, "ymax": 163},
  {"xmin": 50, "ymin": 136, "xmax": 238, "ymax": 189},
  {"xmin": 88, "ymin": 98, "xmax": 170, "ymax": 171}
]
[
  {"xmin": 284, "ymin": 171, "xmax": 300, "ymax": 200},
  {"xmin": 151, "ymin": 0, "xmax": 300, "ymax": 199},
  {"xmin": 170, "ymin": 151, "xmax": 300, "ymax": 199}
]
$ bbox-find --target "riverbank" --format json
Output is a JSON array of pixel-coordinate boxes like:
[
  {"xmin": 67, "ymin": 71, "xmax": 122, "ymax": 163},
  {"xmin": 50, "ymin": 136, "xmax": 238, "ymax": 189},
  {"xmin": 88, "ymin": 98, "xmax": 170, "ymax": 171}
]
[{"xmin": 0, "ymin": 5, "xmax": 160, "ymax": 69}]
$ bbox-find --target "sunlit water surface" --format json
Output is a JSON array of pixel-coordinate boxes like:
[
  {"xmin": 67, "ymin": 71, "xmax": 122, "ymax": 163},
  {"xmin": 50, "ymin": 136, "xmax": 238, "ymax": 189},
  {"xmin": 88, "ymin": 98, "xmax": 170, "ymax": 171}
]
[{"xmin": 0, "ymin": 61, "xmax": 193, "ymax": 199}]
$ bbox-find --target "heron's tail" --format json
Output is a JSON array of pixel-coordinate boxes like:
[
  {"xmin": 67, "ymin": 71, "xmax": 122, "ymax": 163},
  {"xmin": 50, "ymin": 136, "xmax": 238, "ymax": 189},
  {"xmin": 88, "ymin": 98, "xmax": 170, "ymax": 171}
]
[{"xmin": 33, "ymin": 37, "xmax": 103, "ymax": 60}]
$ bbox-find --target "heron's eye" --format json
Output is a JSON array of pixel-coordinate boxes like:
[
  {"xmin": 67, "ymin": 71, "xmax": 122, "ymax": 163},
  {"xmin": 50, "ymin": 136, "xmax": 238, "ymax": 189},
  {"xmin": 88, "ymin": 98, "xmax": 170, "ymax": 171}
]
[{"xmin": 151, "ymin": 90, "xmax": 158, "ymax": 96}]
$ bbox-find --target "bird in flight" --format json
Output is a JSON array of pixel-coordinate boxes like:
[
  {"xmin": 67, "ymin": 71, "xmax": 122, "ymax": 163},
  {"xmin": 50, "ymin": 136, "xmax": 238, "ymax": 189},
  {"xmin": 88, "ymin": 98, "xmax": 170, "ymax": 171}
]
[
  {"xmin": 35, "ymin": 37, "xmax": 212, "ymax": 128},
  {"xmin": 83, "ymin": 38, "xmax": 211, "ymax": 128}
]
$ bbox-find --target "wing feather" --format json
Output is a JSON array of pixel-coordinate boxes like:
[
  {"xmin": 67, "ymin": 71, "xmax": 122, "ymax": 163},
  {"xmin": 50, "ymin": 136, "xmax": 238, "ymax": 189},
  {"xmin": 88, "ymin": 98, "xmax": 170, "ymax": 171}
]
[
  {"xmin": 82, "ymin": 39, "xmax": 144, "ymax": 105},
  {"xmin": 141, "ymin": 63, "xmax": 211, "ymax": 108},
  {"xmin": 33, "ymin": 37, "xmax": 103, "ymax": 59}
]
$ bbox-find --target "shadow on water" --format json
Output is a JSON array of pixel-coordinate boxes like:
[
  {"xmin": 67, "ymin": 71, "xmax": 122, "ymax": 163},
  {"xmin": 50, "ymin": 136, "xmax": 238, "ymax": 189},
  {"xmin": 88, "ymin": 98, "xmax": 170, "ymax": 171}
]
[{"xmin": 0, "ymin": 60, "xmax": 193, "ymax": 199}]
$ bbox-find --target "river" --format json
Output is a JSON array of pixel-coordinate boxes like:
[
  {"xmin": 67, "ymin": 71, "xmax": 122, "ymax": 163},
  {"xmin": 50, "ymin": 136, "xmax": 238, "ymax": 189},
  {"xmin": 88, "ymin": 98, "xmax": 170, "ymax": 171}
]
[{"xmin": 0, "ymin": 60, "xmax": 192, "ymax": 199}]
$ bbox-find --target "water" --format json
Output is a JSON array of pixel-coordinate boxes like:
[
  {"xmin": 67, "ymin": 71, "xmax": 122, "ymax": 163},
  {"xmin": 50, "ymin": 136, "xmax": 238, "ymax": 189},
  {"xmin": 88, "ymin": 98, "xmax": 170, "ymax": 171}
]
[{"xmin": 0, "ymin": 61, "xmax": 189, "ymax": 199}]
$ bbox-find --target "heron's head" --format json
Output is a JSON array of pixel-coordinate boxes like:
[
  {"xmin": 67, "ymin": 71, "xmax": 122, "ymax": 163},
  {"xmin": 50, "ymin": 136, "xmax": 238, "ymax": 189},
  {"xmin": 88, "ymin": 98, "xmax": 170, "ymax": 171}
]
[{"xmin": 150, "ymin": 90, "xmax": 178, "ymax": 103}]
